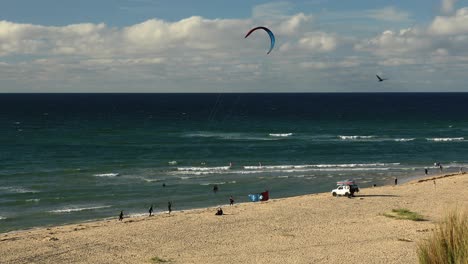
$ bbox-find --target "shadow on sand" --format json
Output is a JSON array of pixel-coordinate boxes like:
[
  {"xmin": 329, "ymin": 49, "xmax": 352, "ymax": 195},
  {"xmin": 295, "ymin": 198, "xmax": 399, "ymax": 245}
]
[{"xmin": 356, "ymin": 194, "xmax": 399, "ymax": 198}]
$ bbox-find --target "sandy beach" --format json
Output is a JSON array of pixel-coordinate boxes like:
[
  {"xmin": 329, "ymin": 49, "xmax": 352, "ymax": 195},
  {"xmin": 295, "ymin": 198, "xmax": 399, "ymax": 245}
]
[{"xmin": 1, "ymin": 172, "xmax": 467, "ymax": 264}]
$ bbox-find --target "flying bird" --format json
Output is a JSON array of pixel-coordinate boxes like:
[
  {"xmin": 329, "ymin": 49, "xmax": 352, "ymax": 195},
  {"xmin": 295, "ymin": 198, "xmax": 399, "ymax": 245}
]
[{"xmin": 376, "ymin": 75, "xmax": 388, "ymax": 82}]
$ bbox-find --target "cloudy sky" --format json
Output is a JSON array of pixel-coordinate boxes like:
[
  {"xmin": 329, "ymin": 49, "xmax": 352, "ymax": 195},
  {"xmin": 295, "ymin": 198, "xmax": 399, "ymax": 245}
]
[{"xmin": 1, "ymin": 0, "xmax": 468, "ymax": 92}]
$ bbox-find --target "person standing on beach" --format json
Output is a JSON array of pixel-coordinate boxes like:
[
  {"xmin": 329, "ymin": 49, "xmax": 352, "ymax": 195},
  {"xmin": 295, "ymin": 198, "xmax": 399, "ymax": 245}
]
[
  {"xmin": 394, "ymin": 178, "xmax": 398, "ymax": 185},
  {"xmin": 149, "ymin": 205, "xmax": 153, "ymax": 216},
  {"xmin": 229, "ymin": 196, "xmax": 234, "ymax": 206},
  {"xmin": 439, "ymin": 164, "xmax": 443, "ymax": 172},
  {"xmin": 425, "ymin": 168, "xmax": 428, "ymax": 175},
  {"xmin": 168, "ymin": 201, "xmax": 172, "ymax": 214},
  {"xmin": 119, "ymin": 211, "xmax": 124, "ymax": 221}
]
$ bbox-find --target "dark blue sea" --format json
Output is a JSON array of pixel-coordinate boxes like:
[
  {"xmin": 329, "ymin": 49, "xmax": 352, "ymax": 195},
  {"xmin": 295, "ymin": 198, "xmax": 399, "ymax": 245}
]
[{"xmin": 1, "ymin": 93, "xmax": 467, "ymax": 233}]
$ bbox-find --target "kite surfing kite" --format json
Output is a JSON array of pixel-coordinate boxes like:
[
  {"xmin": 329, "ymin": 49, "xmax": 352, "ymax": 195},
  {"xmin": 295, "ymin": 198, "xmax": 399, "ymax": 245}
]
[{"xmin": 244, "ymin": 26, "xmax": 275, "ymax": 54}]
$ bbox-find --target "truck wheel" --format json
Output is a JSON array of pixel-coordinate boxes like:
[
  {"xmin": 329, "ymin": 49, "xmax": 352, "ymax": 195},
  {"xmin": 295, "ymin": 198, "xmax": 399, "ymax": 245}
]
[
  {"xmin": 332, "ymin": 192, "xmax": 337, "ymax": 197},
  {"xmin": 345, "ymin": 192, "xmax": 350, "ymax": 197}
]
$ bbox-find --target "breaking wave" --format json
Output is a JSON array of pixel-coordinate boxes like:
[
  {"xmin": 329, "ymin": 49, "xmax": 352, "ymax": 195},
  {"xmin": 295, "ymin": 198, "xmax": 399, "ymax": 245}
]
[
  {"xmin": 244, "ymin": 163, "xmax": 399, "ymax": 170},
  {"xmin": 199, "ymin": 182, "xmax": 226, "ymax": 186},
  {"xmin": 426, "ymin": 137, "xmax": 464, "ymax": 142},
  {"xmin": 49, "ymin": 205, "xmax": 112, "ymax": 214},
  {"xmin": 394, "ymin": 138, "xmax": 415, "ymax": 142},
  {"xmin": 269, "ymin": 133, "xmax": 293, "ymax": 137},
  {"xmin": 0, "ymin": 186, "xmax": 38, "ymax": 194},
  {"xmin": 93, "ymin": 173, "xmax": 119, "ymax": 177},
  {"xmin": 170, "ymin": 163, "xmax": 405, "ymax": 175},
  {"xmin": 177, "ymin": 166, "xmax": 231, "ymax": 172},
  {"xmin": 339, "ymin": 135, "xmax": 375, "ymax": 140},
  {"xmin": 184, "ymin": 132, "xmax": 282, "ymax": 141}
]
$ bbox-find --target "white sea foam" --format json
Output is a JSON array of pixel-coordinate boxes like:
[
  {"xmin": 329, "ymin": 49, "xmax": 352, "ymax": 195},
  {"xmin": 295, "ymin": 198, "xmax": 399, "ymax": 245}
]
[
  {"xmin": 177, "ymin": 166, "xmax": 230, "ymax": 172},
  {"xmin": 394, "ymin": 138, "xmax": 415, "ymax": 142},
  {"xmin": 278, "ymin": 167, "xmax": 391, "ymax": 173},
  {"xmin": 171, "ymin": 163, "xmax": 405, "ymax": 176},
  {"xmin": 127, "ymin": 213, "xmax": 149, "ymax": 218},
  {"xmin": 0, "ymin": 216, "xmax": 6, "ymax": 220},
  {"xmin": 339, "ymin": 135, "xmax": 375, "ymax": 140},
  {"xmin": 243, "ymin": 166, "xmax": 264, "ymax": 170},
  {"xmin": 141, "ymin": 178, "xmax": 159, "ymax": 183},
  {"xmin": 93, "ymin": 173, "xmax": 119, "ymax": 177},
  {"xmin": 269, "ymin": 133, "xmax": 293, "ymax": 137},
  {"xmin": 185, "ymin": 132, "xmax": 279, "ymax": 141},
  {"xmin": 0, "ymin": 186, "xmax": 38, "ymax": 194},
  {"xmin": 199, "ymin": 182, "xmax": 226, "ymax": 186},
  {"xmin": 426, "ymin": 137, "xmax": 464, "ymax": 142},
  {"xmin": 25, "ymin": 199, "xmax": 40, "ymax": 203},
  {"xmin": 168, "ymin": 161, "xmax": 178, "ymax": 165},
  {"xmin": 244, "ymin": 163, "xmax": 399, "ymax": 170},
  {"xmin": 49, "ymin": 205, "xmax": 112, "ymax": 213}
]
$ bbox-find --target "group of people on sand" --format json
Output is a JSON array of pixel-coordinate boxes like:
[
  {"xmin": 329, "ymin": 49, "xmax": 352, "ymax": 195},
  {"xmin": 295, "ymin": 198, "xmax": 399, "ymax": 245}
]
[
  {"xmin": 118, "ymin": 185, "xmax": 235, "ymax": 220},
  {"xmin": 119, "ymin": 201, "xmax": 173, "ymax": 221},
  {"xmin": 427, "ymin": 163, "xmax": 464, "ymax": 175}
]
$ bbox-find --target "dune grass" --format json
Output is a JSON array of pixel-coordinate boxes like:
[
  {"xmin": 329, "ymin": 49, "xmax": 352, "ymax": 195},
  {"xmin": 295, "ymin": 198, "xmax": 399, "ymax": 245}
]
[
  {"xmin": 417, "ymin": 210, "xmax": 468, "ymax": 264},
  {"xmin": 383, "ymin": 208, "xmax": 425, "ymax": 221}
]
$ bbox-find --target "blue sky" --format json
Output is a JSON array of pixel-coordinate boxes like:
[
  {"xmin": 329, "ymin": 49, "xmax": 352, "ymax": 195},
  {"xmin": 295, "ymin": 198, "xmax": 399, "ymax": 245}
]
[{"xmin": 1, "ymin": 0, "xmax": 468, "ymax": 92}]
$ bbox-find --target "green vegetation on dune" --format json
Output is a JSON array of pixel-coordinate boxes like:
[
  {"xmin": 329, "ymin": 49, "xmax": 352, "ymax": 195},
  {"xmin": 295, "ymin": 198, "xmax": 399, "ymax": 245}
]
[
  {"xmin": 417, "ymin": 210, "xmax": 468, "ymax": 264},
  {"xmin": 383, "ymin": 208, "xmax": 426, "ymax": 221}
]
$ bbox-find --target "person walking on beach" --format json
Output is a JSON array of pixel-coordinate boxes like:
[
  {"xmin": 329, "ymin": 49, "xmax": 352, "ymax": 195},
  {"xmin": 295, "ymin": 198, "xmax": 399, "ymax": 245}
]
[
  {"xmin": 394, "ymin": 178, "xmax": 398, "ymax": 185},
  {"xmin": 229, "ymin": 196, "xmax": 234, "ymax": 206},
  {"xmin": 439, "ymin": 164, "xmax": 443, "ymax": 172},
  {"xmin": 425, "ymin": 168, "xmax": 428, "ymax": 175},
  {"xmin": 119, "ymin": 211, "xmax": 124, "ymax": 221},
  {"xmin": 149, "ymin": 205, "xmax": 153, "ymax": 216},
  {"xmin": 168, "ymin": 201, "xmax": 172, "ymax": 214}
]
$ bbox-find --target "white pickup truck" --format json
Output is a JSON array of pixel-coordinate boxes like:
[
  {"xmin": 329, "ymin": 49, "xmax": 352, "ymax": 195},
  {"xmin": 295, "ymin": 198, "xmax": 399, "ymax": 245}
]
[{"xmin": 331, "ymin": 180, "xmax": 359, "ymax": 197}]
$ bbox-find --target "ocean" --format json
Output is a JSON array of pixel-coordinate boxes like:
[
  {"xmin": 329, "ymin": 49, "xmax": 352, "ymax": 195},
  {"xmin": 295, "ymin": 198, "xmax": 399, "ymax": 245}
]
[{"xmin": 1, "ymin": 93, "xmax": 467, "ymax": 233}]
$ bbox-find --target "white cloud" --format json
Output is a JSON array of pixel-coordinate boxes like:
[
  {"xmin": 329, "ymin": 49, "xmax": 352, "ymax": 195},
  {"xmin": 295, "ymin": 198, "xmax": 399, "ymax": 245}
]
[
  {"xmin": 378, "ymin": 57, "xmax": 417, "ymax": 66},
  {"xmin": 299, "ymin": 57, "xmax": 359, "ymax": 69},
  {"xmin": 429, "ymin": 8, "xmax": 468, "ymax": 35},
  {"xmin": 3, "ymin": 4, "xmax": 468, "ymax": 92},
  {"xmin": 298, "ymin": 32, "xmax": 337, "ymax": 52},
  {"xmin": 441, "ymin": 0, "xmax": 458, "ymax": 14},
  {"xmin": 277, "ymin": 13, "xmax": 313, "ymax": 35},
  {"xmin": 355, "ymin": 28, "xmax": 430, "ymax": 58}
]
